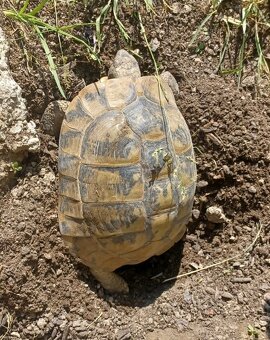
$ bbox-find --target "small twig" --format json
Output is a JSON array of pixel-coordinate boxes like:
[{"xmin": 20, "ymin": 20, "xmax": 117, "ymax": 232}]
[
  {"xmin": 150, "ymin": 272, "xmax": 163, "ymax": 280},
  {"xmin": 87, "ymin": 312, "xmax": 103, "ymax": 329},
  {"xmin": 163, "ymin": 221, "xmax": 263, "ymax": 283},
  {"xmin": 0, "ymin": 312, "xmax": 13, "ymax": 340}
]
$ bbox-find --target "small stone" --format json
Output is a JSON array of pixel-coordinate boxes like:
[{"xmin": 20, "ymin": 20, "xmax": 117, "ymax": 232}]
[
  {"xmin": 189, "ymin": 262, "xmax": 199, "ymax": 270},
  {"xmin": 43, "ymin": 172, "xmax": 56, "ymax": 184},
  {"xmin": 21, "ymin": 246, "xmax": 30, "ymax": 256},
  {"xmin": 171, "ymin": 2, "xmax": 180, "ymax": 14},
  {"xmin": 222, "ymin": 165, "xmax": 231, "ymax": 175},
  {"xmin": 206, "ymin": 206, "xmax": 229, "ymax": 224},
  {"xmin": 242, "ymin": 75, "xmax": 255, "ymax": 87},
  {"xmin": 148, "ymin": 317, "xmax": 153, "ymax": 324},
  {"xmin": 184, "ymin": 4, "xmax": 192, "ymax": 13},
  {"xmin": 205, "ymin": 287, "xmax": 216, "ymax": 295},
  {"xmin": 150, "ymin": 38, "xmax": 160, "ymax": 52},
  {"xmin": 232, "ymin": 262, "xmax": 241, "ymax": 268},
  {"xmin": 27, "ymin": 137, "xmax": 40, "ymax": 152},
  {"xmin": 259, "ymin": 320, "xmax": 267, "ymax": 327},
  {"xmin": 56, "ymin": 269, "xmax": 63, "ymax": 276},
  {"xmin": 9, "ymin": 123, "xmax": 23, "ymax": 134},
  {"xmin": 197, "ymin": 180, "xmax": 208, "ymax": 188},
  {"xmin": 248, "ymin": 186, "xmax": 257, "ymax": 194},
  {"xmin": 116, "ymin": 328, "xmax": 131, "ymax": 340},
  {"xmin": 183, "ymin": 290, "xmax": 192, "ymax": 304},
  {"xmin": 72, "ymin": 320, "xmax": 82, "ymax": 328},
  {"xmin": 221, "ymin": 292, "xmax": 234, "ymax": 300},
  {"xmin": 10, "ymin": 332, "xmax": 21, "ymax": 338},
  {"xmin": 198, "ymin": 249, "xmax": 204, "ymax": 256},
  {"xmin": 192, "ymin": 209, "xmax": 200, "ymax": 219},
  {"xmin": 37, "ymin": 318, "xmax": 47, "ymax": 329},
  {"xmin": 174, "ymin": 311, "xmax": 180, "ymax": 318},
  {"xmin": 44, "ymin": 253, "xmax": 52, "ymax": 260},
  {"xmin": 264, "ymin": 292, "xmax": 270, "ymax": 305},
  {"xmin": 231, "ymin": 277, "xmax": 252, "ymax": 283}
]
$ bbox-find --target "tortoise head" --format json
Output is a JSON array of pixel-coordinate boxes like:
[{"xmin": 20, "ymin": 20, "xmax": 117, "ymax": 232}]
[{"xmin": 108, "ymin": 49, "xmax": 141, "ymax": 80}]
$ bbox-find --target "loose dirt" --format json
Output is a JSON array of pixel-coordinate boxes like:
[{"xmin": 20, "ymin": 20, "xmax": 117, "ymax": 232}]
[{"xmin": 0, "ymin": 1, "xmax": 269, "ymax": 339}]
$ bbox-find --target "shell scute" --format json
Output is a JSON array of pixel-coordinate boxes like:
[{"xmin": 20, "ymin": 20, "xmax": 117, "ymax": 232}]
[
  {"xmin": 105, "ymin": 77, "xmax": 137, "ymax": 109},
  {"xmin": 79, "ymin": 165, "xmax": 144, "ymax": 203},
  {"xmin": 80, "ymin": 111, "xmax": 141, "ymax": 166},
  {"xmin": 123, "ymin": 97, "xmax": 164, "ymax": 140}
]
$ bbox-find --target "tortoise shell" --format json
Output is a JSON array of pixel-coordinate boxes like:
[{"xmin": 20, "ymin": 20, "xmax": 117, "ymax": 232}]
[{"xmin": 58, "ymin": 76, "xmax": 196, "ymax": 273}]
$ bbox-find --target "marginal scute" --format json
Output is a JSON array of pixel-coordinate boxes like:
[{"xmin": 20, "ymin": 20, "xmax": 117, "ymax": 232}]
[
  {"xmin": 59, "ymin": 213, "xmax": 89, "ymax": 237},
  {"xmin": 58, "ymin": 152, "xmax": 80, "ymax": 179},
  {"xmin": 59, "ymin": 196, "xmax": 83, "ymax": 219},
  {"xmin": 59, "ymin": 120, "xmax": 83, "ymax": 156},
  {"xmin": 59, "ymin": 177, "xmax": 80, "ymax": 201},
  {"xmin": 64, "ymin": 97, "xmax": 93, "ymax": 130},
  {"xmin": 79, "ymin": 82, "xmax": 108, "ymax": 119},
  {"xmin": 98, "ymin": 230, "xmax": 148, "ymax": 255}
]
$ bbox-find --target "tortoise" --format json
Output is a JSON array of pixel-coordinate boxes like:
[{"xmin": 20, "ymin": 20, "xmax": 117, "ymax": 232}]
[{"xmin": 58, "ymin": 50, "xmax": 197, "ymax": 293}]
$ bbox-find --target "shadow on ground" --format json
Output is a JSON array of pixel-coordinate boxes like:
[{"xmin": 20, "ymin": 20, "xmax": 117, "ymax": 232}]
[{"xmin": 77, "ymin": 239, "xmax": 185, "ymax": 308}]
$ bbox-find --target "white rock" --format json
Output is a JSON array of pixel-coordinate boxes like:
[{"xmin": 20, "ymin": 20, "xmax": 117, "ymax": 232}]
[
  {"xmin": 0, "ymin": 27, "xmax": 40, "ymax": 188},
  {"xmin": 37, "ymin": 318, "xmax": 47, "ymax": 329},
  {"xmin": 206, "ymin": 206, "xmax": 230, "ymax": 223}
]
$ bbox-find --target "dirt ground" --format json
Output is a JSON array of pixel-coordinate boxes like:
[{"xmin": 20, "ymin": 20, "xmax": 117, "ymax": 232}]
[{"xmin": 0, "ymin": 1, "xmax": 270, "ymax": 339}]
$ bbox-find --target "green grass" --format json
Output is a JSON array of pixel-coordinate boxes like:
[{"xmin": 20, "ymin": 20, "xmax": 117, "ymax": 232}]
[
  {"xmin": 4, "ymin": 0, "xmax": 165, "ymax": 98},
  {"xmin": 190, "ymin": 0, "xmax": 270, "ymax": 86},
  {"xmin": 4, "ymin": 0, "xmax": 98, "ymax": 98}
]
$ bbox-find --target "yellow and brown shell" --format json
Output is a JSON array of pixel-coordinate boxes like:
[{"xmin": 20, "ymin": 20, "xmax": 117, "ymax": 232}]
[{"xmin": 58, "ymin": 76, "xmax": 196, "ymax": 272}]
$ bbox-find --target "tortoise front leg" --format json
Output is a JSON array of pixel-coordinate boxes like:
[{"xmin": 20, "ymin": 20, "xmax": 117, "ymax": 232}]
[{"xmin": 90, "ymin": 268, "xmax": 129, "ymax": 294}]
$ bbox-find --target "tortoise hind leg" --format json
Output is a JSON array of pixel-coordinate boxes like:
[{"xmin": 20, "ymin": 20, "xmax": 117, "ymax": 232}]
[{"xmin": 90, "ymin": 268, "xmax": 129, "ymax": 294}]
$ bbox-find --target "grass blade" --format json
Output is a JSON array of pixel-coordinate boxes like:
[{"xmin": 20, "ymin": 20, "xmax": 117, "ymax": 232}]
[
  {"xmin": 34, "ymin": 25, "xmax": 66, "ymax": 98},
  {"xmin": 95, "ymin": 0, "xmax": 111, "ymax": 51},
  {"xmin": 19, "ymin": 0, "xmax": 30, "ymax": 14},
  {"xmin": 189, "ymin": 10, "xmax": 217, "ymax": 46},
  {"xmin": 30, "ymin": 0, "xmax": 49, "ymax": 16},
  {"xmin": 112, "ymin": 0, "xmax": 130, "ymax": 41}
]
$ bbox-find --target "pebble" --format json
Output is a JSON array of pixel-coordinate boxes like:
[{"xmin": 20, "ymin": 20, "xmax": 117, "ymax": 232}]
[
  {"xmin": 205, "ymin": 287, "xmax": 216, "ymax": 295},
  {"xmin": 197, "ymin": 180, "xmax": 208, "ymax": 188},
  {"xmin": 206, "ymin": 206, "xmax": 229, "ymax": 223},
  {"xmin": 10, "ymin": 332, "xmax": 21, "ymax": 338},
  {"xmin": 37, "ymin": 318, "xmax": 47, "ymax": 329},
  {"xmin": 171, "ymin": 2, "xmax": 180, "ymax": 14},
  {"xmin": 21, "ymin": 246, "xmax": 30, "ymax": 256},
  {"xmin": 221, "ymin": 292, "xmax": 234, "ymax": 300},
  {"xmin": 232, "ymin": 262, "xmax": 241, "ymax": 268},
  {"xmin": 116, "ymin": 328, "xmax": 131, "ymax": 340},
  {"xmin": 192, "ymin": 209, "xmax": 200, "ymax": 219},
  {"xmin": 44, "ymin": 253, "xmax": 52, "ymax": 260},
  {"xmin": 259, "ymin": 320, "xmax": 267, "ymax": 327},
  {"xmin": 150, "ymin": 38, "xmax": 160, "ymax": 52},
  {"xmin": 56, "ymin": 269, "xmax": 63, "ymax": 276},
  {"xmin": 264, "ymin": 292, "xmax": 270, "ymax": 304},
  {"xmin": 248, "ymin": 186, "xmax": 257, "ymax": 194},
  {"xmin": 61, "ymin": 325, "xmax": 70, "ymax": 340},
  {"xmin": 231, "ymin": 277, "xmax": 252, "ymax": 283},
  {"xmin": 222, "ymin": 165, "xmax": 231, "ymax": 175}
]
